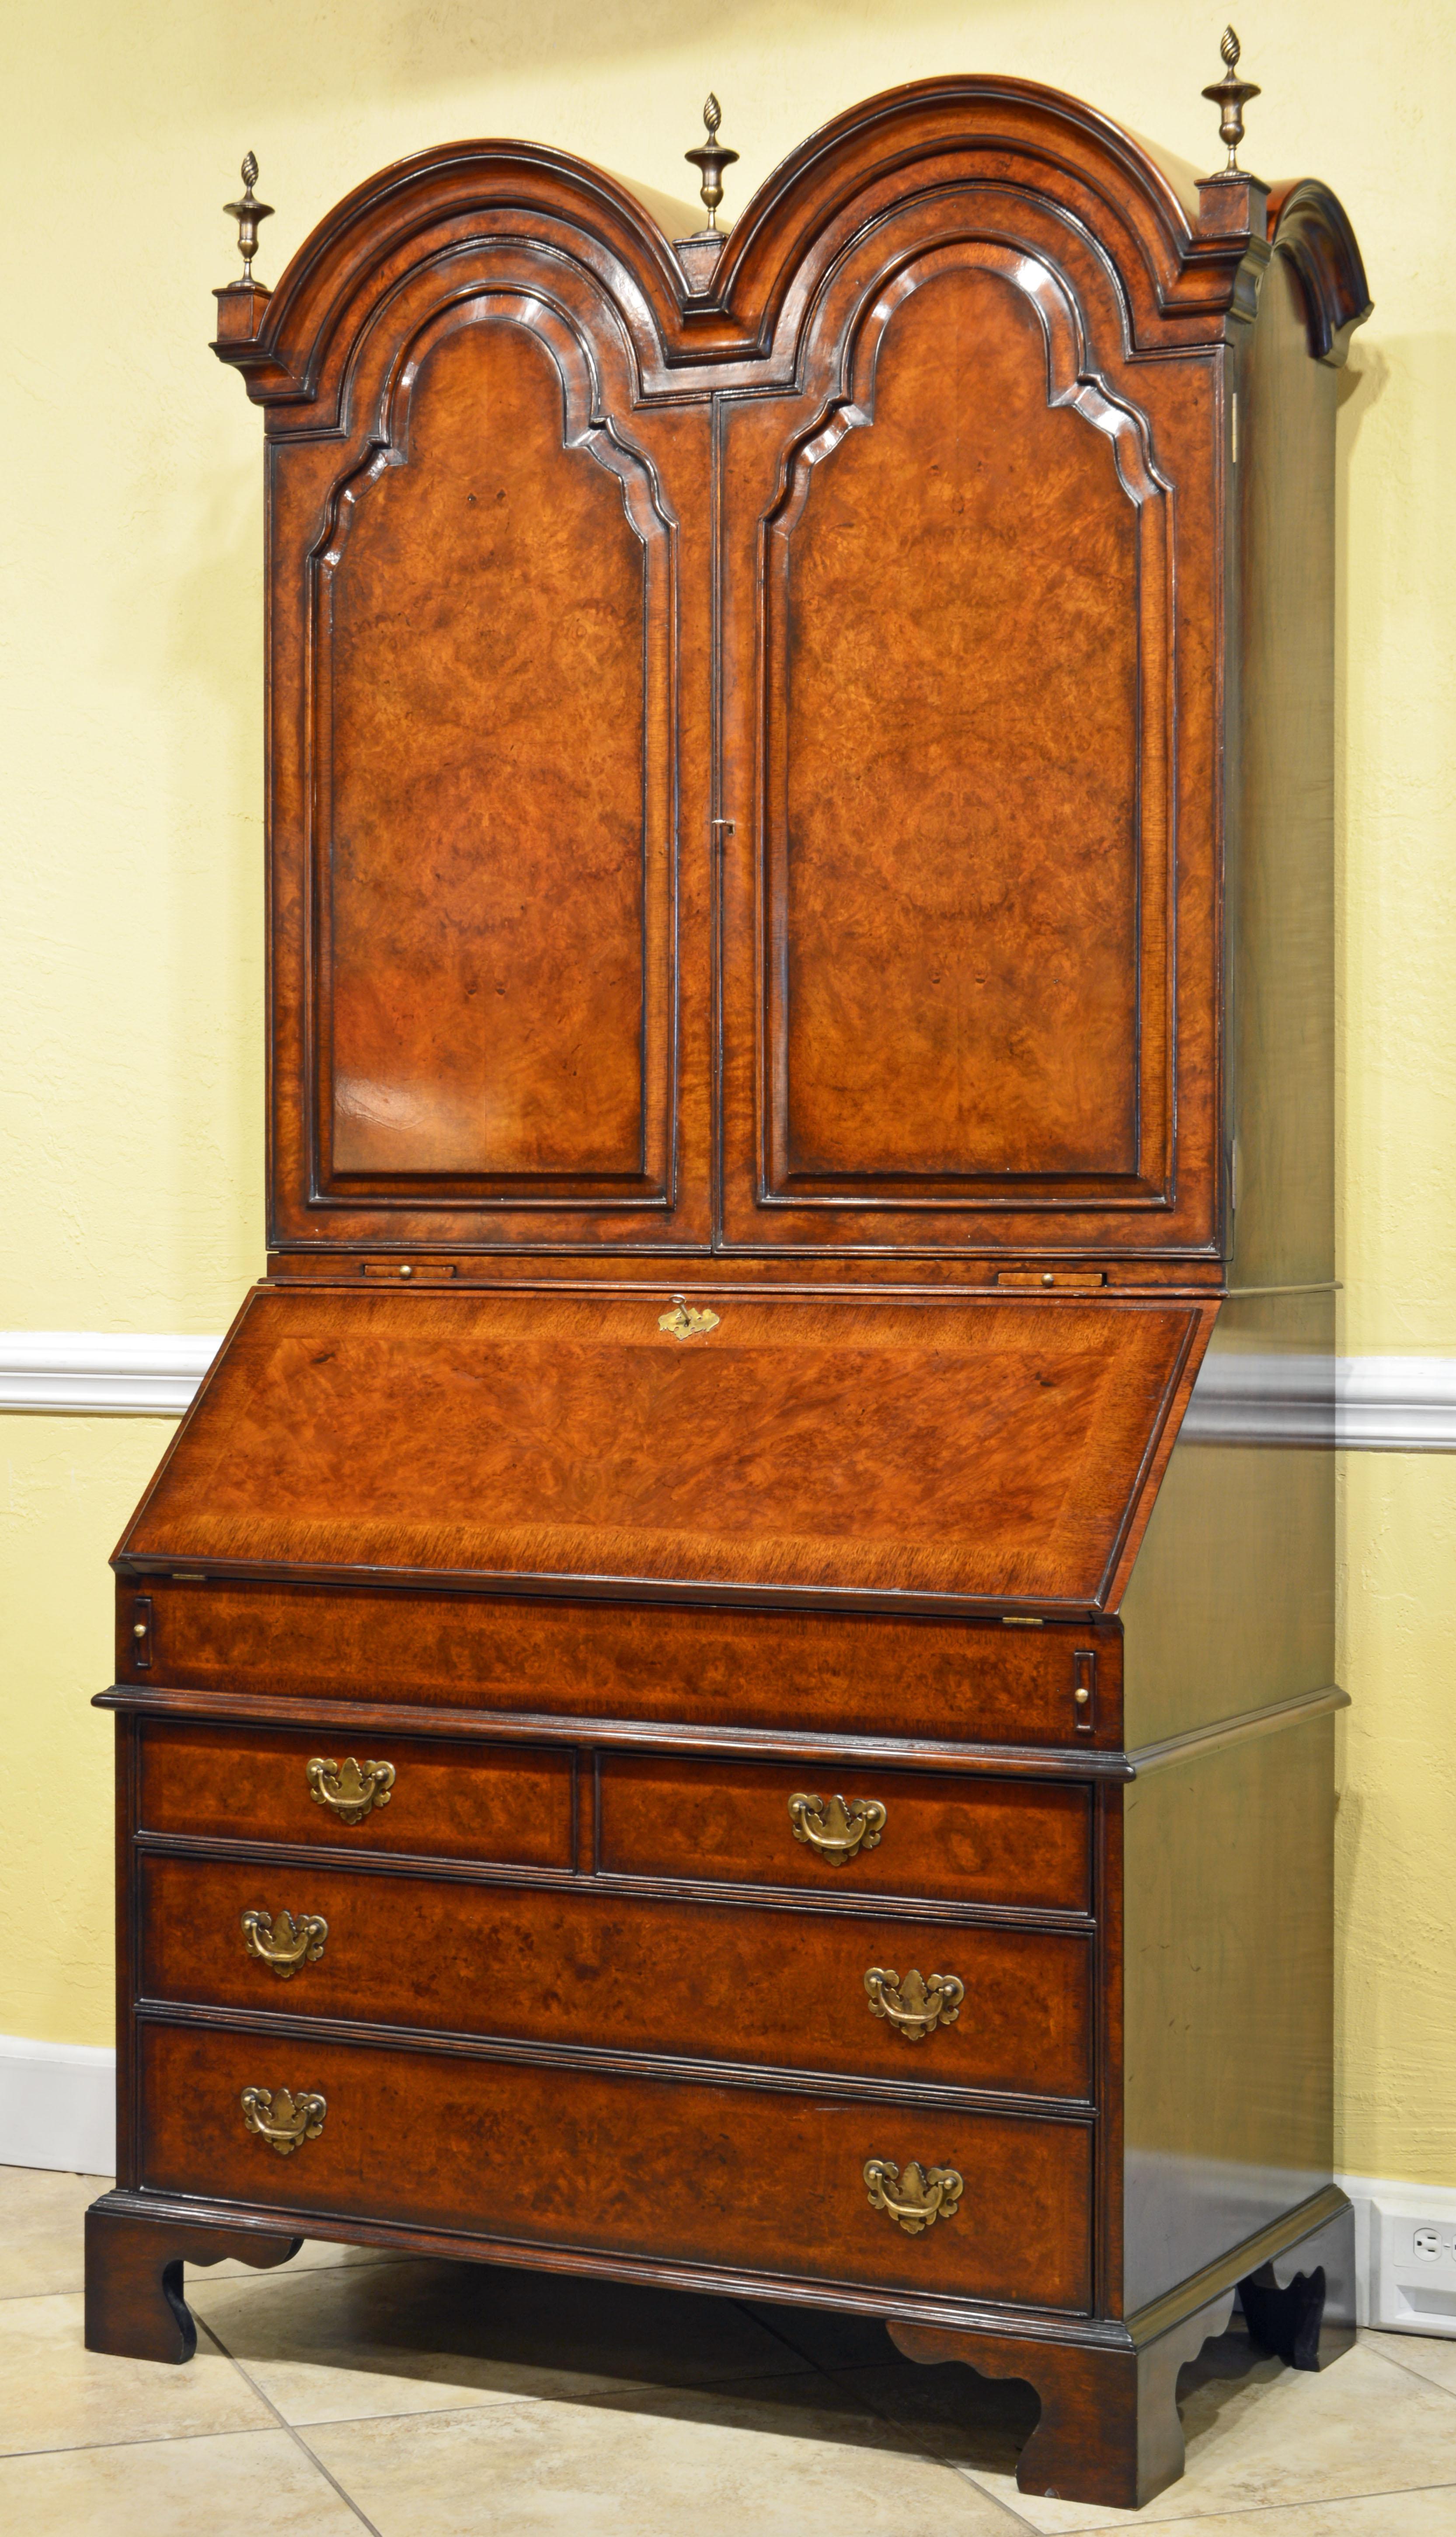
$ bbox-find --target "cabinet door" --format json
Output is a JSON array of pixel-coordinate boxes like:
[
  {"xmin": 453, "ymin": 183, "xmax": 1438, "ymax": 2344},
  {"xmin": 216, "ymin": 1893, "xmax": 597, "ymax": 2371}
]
[
  {"xmin": 717, "ymin": 191, "xmax": 1215, "ymax": 1260},
  {"xmin": 268, "ymin": 241, "xmax": 711, "ymax": 1252}
]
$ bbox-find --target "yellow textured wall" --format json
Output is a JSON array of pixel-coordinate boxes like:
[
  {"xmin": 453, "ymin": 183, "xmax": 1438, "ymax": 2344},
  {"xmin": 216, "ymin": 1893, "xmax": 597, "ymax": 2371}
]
[{"xmin": 3, "ymin": 1, "xmax": 1453, "ymax": 2182}]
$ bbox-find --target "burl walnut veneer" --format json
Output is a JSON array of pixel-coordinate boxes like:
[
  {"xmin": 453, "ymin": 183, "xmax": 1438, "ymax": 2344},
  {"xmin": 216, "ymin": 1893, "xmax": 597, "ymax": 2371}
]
[{"xmin": 87, "ymin": 57, "xmax": 1369, "ymax": 2510}]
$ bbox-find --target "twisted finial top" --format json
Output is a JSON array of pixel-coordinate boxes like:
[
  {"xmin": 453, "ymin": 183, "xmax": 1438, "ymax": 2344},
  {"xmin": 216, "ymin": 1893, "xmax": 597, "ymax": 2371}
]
[
  {"xmin": 685, "ymin": 91, "xmax": 739, "ymax": 232},
  {"xmin": 222, "ymin": 150, "xmax": 274, "ymax": 288},
  {"xmin": 1202, "ymin": 25, "xmax": 1261, "ymax": 175}
]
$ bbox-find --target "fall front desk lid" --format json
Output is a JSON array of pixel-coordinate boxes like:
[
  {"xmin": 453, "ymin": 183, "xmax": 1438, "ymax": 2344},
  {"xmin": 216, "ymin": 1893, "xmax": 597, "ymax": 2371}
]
[{"xmin": 117, "ymin": 1286, "xmax": 1212, "ymax": 1614}]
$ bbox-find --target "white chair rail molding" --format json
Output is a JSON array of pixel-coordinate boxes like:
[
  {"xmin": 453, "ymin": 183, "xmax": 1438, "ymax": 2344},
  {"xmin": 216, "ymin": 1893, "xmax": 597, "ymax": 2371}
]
[{"xmin": 3, "ymin": 1330, "xmax": 1456, "ymax": 1447}]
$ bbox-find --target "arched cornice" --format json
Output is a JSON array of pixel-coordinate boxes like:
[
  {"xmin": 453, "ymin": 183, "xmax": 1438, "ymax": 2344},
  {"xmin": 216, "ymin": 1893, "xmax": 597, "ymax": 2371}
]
[
  {"xmin": 212, "ymin": 80, "xmax": 1370, "ymax": 415},
  {"xmin": 1266, "ymin": 178, "xmax": 1373, "ymax": 366}
]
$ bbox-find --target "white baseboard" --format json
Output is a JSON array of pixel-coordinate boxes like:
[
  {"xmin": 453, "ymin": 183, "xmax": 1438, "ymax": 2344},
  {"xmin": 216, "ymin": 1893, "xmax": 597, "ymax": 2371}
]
[
  {"xmin": 0, "ymin": 2033, "xmax": 116, "ymax": 2174},
  {"xmin": 1338, "ymin": 2169, "xmax": 1456, "ymax": 2335}
]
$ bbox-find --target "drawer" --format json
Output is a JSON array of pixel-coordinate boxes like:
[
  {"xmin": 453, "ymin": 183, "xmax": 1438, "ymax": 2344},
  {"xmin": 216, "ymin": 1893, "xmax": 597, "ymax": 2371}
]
[
  {"xmin": 118, "ymin": 1578, "xmax": 1120, "ymax": 1748},
  {"xmin": 137, "ymin": 1721, "xmax": 573, "ymax": 1868},
  {"xmin": 137, "ymin": 2019, "xmax": 1094, "ymax": 2310},
  {"xmin": 138, "ymin": 1853, "xmax": 1093, "ymax": 2100},
  {"xmin": 598, "ymin": 1755, "xmax": 1090, "ymax": 1913}
]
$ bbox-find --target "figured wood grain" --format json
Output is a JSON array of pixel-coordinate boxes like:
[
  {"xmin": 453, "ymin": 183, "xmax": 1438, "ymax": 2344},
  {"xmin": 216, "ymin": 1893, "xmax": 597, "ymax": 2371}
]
[
  {"xmin": 598, "ymin": 1755, "xmax": 1090, "ymax": 1913},
  {"xmin": 776, "ymin": 260, "xmax": 1140, "ymax": 1187},
  {"xmin": 323, "ymin": 310, "xmax": 657, "ymax": 1190},
  {"xmin": 116, "ymin": 1287, "xmax": 1210, "ymax": 1609},
  {"xmin": 137, "ymin": 1721, "xmax": 573, "ymax": 1866},
  {"xmin": 138, "ymin": 1853, "xmax": 1092, "ymax": 2099},
  {"xmin": 137, "ymin": 2018, "xmax": 1094, "ymax": 2309},
  {"xmin": 118, "ymin": 1577, "xmax": 1124, "ymax": 1749}
]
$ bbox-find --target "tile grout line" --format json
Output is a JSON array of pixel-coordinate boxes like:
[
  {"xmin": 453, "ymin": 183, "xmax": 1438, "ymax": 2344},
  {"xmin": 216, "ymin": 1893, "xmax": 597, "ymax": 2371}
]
[
  {"xmin": 1360, "ymin": 2337, "xmax": 1456, "ymax": 2402},
  {"xmin": 195, "ymin": 2316, "xmax": 387, "ymax": 2537},
  {"xmin": 943, "ymin": 2458, "xmax": 1046, "ymax": 2533},
  {"xmin": 951, "ymin": 2468, "xmax": 1456, "ymax": 2534}
]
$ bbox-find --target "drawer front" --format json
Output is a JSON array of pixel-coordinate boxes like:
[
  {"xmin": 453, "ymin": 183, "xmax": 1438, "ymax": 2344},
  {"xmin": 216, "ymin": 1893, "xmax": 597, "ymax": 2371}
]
[
  {"xmin": 138, "ymin": 1721, "xmax": 573, "ymax": 1868},
  {"xmin": 121, "ymin": 1579, "xmax": 1120, "ymax": 1748},
  {"xmin": 599, "ymin": 1756, "xmax": 1090, "ymax": 1913},
  {"xmin": 138, "ymin": 1854, "xmax": 1093, "ymax": 2100},
  {"xmin": 138, "ymin": 2019, "xmax": 1094, "ymax": 2309}
]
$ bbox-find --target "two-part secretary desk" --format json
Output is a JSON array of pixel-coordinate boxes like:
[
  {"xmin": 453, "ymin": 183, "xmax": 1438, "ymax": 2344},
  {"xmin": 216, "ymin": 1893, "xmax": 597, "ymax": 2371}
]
[{"xmin": 83, "ymin": 54, "xmax": 1371, "ymax": 2510}]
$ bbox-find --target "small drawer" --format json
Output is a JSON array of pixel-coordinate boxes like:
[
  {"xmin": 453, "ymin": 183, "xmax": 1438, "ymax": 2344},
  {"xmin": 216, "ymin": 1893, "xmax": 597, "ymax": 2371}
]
[
  {"xmin": 138, "ymin": 1853, "xmax": 1093, "ymax": 2100},
  {"xmin": 597, "ymin": 1756, "xmax": 1090, "ymax": 1913},
  {"xmin": 121, "ymin": 1578, "xmax": 1120, "ymax": 1748},
  {"xmin": 138, "ymin": 2019, "xmax": 1094, "ymax": 2310},
  {"xmin": 137, "ymin": 1720, "xmax": 572, "ymax": 1868}
]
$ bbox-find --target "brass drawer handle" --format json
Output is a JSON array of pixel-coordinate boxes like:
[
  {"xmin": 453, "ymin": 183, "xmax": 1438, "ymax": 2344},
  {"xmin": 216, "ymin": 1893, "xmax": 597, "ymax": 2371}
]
[
  {"xmin": 240, "ymin": 2084, "xmax": 327, "ymax": 2157},
  {"xmin": 241, "ymin": 1907, "xmax": 328, "ymax": 1979},
  {"xmin": 864, "ymin": 1967, "xmax": 964, "ymax": 2041},
  {"xmin": 864, "ymin": 2157, "xmax": 964, "ymax": 2236},
  {"xmin": 307, "ymin": 1756, "xmax": 395, "ymax": 1824},
  {"xmin": 789, "ymin": 1791, "xmax": 886, "ymax": 1864}
]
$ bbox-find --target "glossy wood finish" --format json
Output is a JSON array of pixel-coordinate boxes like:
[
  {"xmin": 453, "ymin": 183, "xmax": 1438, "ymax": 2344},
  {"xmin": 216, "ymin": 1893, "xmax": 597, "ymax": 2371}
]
[
  {"xmin": 117, "ymin": 1286, "xmax": 1210, "ymax": 1613},
  {"xmin": 138, "ymin": 1853, "xmax": 1093, "ymax": 2099},
  {"xmin": 323, "ymin": 313, "xmax": 671, "ymax": 1199},
  {"xmin": 84, "ymin": 2194, "xmax": 300, "ymax": 2363},
  {"xmin": 1121, "ymin": 1716, "xmax": 1337, "ymax": 2312},
  {"xmin": 890, "ymin": 2289, "xmax": 1236, "ymax": 2510},
  {"xmin": 88, "ymin": 71, "xmax": 1369, "ymax": 2516},
  {"xmin": 114, "ymin": 1578, "xmax": 1125, "ymax": 1750},
  {"xmin": 597, "ymin": 1755, "xmax": 1090, "ymax": 1912},
  {"xmin": 137, "ymin": 1720, "xmax": 574, "ymax": 1866},
  {"xmin": 136, "ymin": 2018, "xmax": 1094, "ymax": 2308}
]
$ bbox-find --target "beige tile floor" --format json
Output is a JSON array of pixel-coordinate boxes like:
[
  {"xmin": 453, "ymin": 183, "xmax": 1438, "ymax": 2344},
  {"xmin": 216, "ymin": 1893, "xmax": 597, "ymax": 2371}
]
[{"xmin": 4, "ymin": 2166, "xmax": 1456, "ymax": 2534}]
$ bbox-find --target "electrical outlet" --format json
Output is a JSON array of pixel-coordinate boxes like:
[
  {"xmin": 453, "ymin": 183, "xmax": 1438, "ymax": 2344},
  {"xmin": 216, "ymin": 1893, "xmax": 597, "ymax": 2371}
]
[{"xmin": 1372, "ymin": 2204, "xmax": 1456, "ymax": 2333}]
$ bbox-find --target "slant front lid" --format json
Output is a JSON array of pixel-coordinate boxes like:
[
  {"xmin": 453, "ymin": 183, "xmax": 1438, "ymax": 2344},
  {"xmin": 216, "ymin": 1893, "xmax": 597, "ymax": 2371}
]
[{"xmin": 118, "ymin": 1289, "xmax": 1211, "ymax": 1614}]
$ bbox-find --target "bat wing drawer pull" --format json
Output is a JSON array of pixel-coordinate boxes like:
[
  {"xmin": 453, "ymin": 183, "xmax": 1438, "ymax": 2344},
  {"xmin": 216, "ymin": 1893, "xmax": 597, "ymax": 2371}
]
[
  {"xmin": 864, "ymin": 2157, "xmax": 964, "ymax": 2235},
  {"xmin": 240, "ymin": 1908, "xmax": 328, "ymax": 1978},
  {"xmin": 788, "ymin": 1791, "xmax": 886, "ymax": 1864},
  {"xmin": 240, "ymin": 2085, "xmax": 327, "ymax": 2156},
  {"xmin": 864, "ymin": 1966, "xmax": 964, "ymax": 2040},
  {"xmin": 306, "ymin": 1756, "xmax": 395, "ymax": 1824}
]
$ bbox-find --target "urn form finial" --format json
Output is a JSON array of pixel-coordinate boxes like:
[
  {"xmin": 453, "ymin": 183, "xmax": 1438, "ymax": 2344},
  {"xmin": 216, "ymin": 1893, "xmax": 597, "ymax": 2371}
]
[
  {"xmin": 1202, "ymin": 27, "xmax": 1261, "ymax": 174},
  {"xmin": 223, "ymin": 151, "xmax": 274, "ymax": 286},
  {"xmin": 685, "ymin": 93, "xmax": 739, "ymax": 233}
]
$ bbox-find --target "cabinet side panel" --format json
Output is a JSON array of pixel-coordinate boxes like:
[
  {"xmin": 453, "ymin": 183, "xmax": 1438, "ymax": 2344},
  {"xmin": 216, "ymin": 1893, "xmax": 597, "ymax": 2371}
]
[
  {"xmin": 1122, "ymin": 1718, "xmax": 1335, "ymax": 2314},
  {"xmin": 1228, "ymin": 246, "xmax": 1338, "ymax": 1289},
  {"xmin": 1119, "ymin": 1293, "xmax": 1335, "ymax": 1747}
]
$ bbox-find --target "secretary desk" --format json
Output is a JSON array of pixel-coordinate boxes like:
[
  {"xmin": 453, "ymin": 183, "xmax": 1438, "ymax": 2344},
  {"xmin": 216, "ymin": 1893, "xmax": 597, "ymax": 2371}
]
[{"xmin": 84, "ymin": 48, "xmax": 1371, "ymax": 2509}]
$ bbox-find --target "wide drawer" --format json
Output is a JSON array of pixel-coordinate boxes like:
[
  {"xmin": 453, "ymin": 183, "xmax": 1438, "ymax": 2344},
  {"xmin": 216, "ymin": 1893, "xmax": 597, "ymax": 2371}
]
[
  {"xmin": 137, "ymin": 1721, "xmax": 573, "ymax": 1867},
  {"xmin": 118, "ymin": 1578, "xmax": 1119, "ymax": 1747},
  {"xmin": 137, "ymin": 2019, "xmax": 1094, "ymax": 2309},
  {"xmin": 137, "ymin": 1853, "xmax": 1092, "ymax": 2100},
  {"xmin": 598, "ymin": 1755, "xmax": 1090, "ymax": 1913}
]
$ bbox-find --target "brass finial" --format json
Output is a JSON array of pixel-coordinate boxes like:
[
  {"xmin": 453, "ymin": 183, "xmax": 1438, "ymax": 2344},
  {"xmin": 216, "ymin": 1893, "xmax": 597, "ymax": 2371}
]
[
  {"xmin": 1202, "ymin": 28, "xmax": 1261, "ymax": 174},
  {"xmin": 223, "ymin": 152, "xmax": 274, "ymax": 286},
  {"xmin": 685, "ymin": 94, "xmax": 738, "ymax": 233}
]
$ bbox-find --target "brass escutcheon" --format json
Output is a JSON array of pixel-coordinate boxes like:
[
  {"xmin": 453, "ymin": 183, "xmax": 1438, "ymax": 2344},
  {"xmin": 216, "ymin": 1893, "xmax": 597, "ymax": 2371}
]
[
  {"xmin": 864, "ymin": 2157, "xmax": 964, "ymax": 2236},
  {"xmin": 658, "ymin": 1297, "xmax": 721, "ymax": 1338},
  {"xmin": 864, "ymin": 1966, "xmax": 965, "ymax": 2042},
  {"xmin": 789, "ymin": 1791, "xmax": 886, "ymax": 1864},
  {"xmin": 240, "ymin": 2084, "xmax": 327, "ymax": 2157},
  {"xmin": 240, "ymin": 1907, "xmax": 328, "ymax": 1980},
  {"xmin": 307, "ymin": 1756, "xmax": 395, "ymax": 1825}
]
